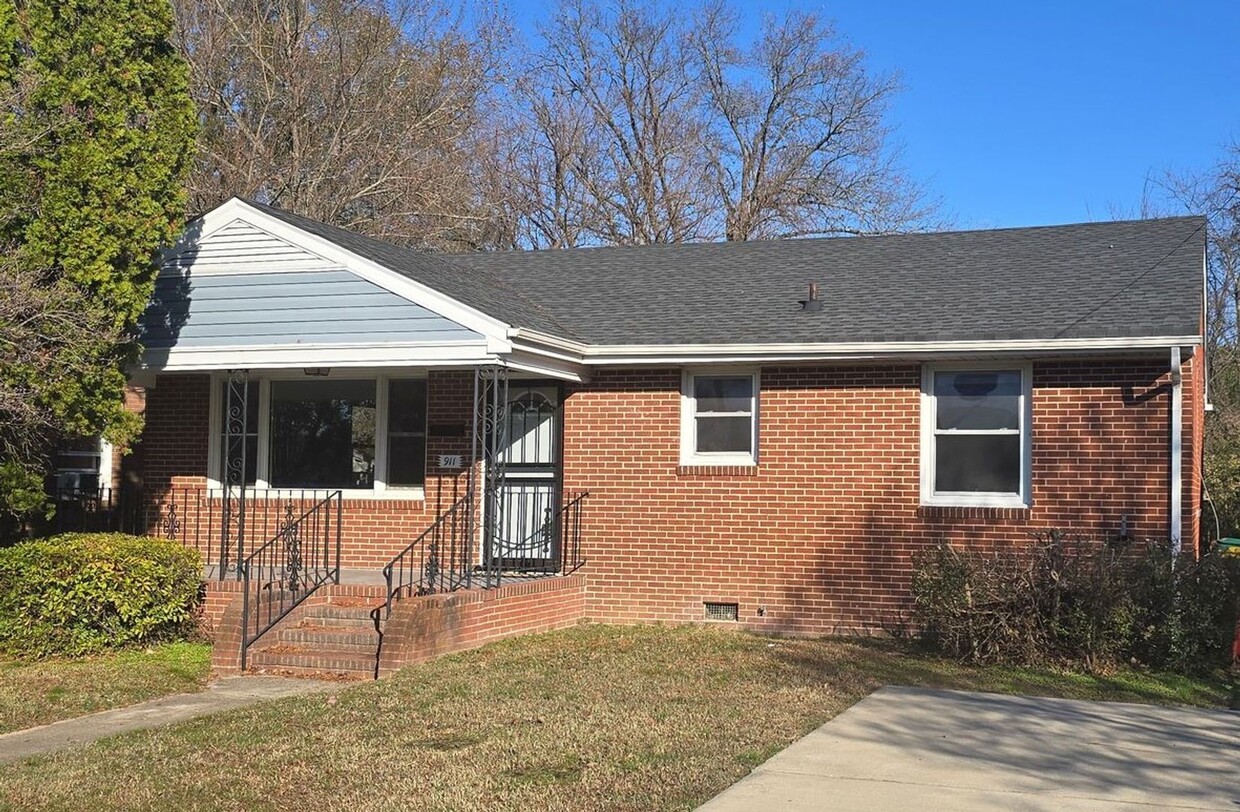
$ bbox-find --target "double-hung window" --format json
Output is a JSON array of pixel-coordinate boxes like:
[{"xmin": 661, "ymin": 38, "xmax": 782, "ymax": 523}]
[
  {"xmin": 922, "ymin": 365, "xmax": 1030, "ymax": 507},
  {"xmin": 681, "ymin": 370, "xmax": 758, "ymax": 466}
]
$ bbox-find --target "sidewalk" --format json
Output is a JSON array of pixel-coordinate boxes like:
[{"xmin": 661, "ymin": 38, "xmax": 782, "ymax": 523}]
[
  {"xmin": 698, "ymin": 686, "xmax": 1240, "ymax": 811},
  {"xmin": 0, "ymin": 676, "xmax": 335, "ymax": 766}
]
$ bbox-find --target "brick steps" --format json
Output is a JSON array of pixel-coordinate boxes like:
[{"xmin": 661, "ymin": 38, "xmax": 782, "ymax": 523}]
[
  {"xmin": 247, "ymin": 600, "xmax": 380, "ymax": 680},
  {"xmin": 247, "ymin": 646, "xmax": 377, "ymax": 678}
]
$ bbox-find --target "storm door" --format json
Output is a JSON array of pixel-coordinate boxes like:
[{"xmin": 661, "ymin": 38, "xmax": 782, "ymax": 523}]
[{"xmin": 487, "ymin": 384, "xmax": 562, "ymax": 572}]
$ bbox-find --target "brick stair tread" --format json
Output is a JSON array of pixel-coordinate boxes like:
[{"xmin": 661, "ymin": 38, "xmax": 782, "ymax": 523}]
[
  {"xmin": 271, "ymin": 628, "xmax": 378, "ymax": 648},
  {"xmin": 300, "ymin": 605, "xmax": 380, "ymax": 620},
  {"xmin": 245, "ymin": 665, "xmax": 372, "ymax": 681},
  {"xmin": 248, "ymin": 646, "xmax": 376, "ymax": 674},
  {"xmin": 296, "ymin": 614, "xmax": 377, "ymax": 628}
]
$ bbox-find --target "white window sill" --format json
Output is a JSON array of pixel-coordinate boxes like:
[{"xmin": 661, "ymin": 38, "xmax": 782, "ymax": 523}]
[
  {"xmin": 921, "ymin": 494, "xmax": 1028, "ymax": 510},
  {"xmin": 203, "ymin": 486, "xmax": 426, "ymax": 502},
  {"xmin": 678, "ymin": 456, "xmax": 757, "ymax": 468}
]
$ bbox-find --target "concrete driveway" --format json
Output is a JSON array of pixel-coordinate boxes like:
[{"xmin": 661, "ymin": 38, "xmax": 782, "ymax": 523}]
[{"xmin": 698, "ymin": 686, "xmax": 1240, "ymax": 811}]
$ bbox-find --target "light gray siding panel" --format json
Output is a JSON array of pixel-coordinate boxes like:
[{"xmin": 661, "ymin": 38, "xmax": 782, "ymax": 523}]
[
  {"xmin": 140, "ymin": 269, "xmax": 480, "ymax": 350},
  {"xmin": 163, "ymin": 220, "xmax": 339, "ymax": 275}
]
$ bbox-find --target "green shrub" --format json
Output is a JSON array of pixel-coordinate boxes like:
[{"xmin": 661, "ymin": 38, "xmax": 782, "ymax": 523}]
[
  {"xmin": 911, "ymin": 534, "xmax": 1240, "ymax": 675},
  {"xmin": 1129, "ymin": 548, "xmax": 1240, "ymax": 674},
  {"xmin": 0, "ymin": 533, "xmax": 201, "ymax": 658}
]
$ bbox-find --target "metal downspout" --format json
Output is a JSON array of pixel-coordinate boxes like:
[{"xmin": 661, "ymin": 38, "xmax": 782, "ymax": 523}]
[{"xmin": 1170, "ymin": 347, "xmax": 1183, "ymax": 556}]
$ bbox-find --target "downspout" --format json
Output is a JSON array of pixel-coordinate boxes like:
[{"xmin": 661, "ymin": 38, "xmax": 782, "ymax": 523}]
[{"xmin": 1170, "ymin": 347, "xmax": 1183, "ymax": 556}]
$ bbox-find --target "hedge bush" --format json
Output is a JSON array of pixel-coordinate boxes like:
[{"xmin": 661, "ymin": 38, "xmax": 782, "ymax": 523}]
[
  {"xmin": 911, "ymin": 534, "xmax": 1240, "ymax": 675},
  {"xmin": 0, "ymin": 533, "xmax": 201, "ymax": 658}
]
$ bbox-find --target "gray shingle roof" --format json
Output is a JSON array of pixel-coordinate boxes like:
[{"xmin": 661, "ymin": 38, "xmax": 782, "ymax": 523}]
[
  {"xmin": 247, "ymin": 200, "xmax": 1206, "ymax": 347},
  {"xmin": 244, "ymin": 200, "xmax": 579, "ymax": 339}
]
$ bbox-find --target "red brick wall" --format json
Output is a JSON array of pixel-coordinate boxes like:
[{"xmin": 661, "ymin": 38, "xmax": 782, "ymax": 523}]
[
  {"xmin": 199, "ymin": 579, "xmax": 243, "ymax": 634},
  {"xmin": 134, "ymin": 354, "xmax": 1203, "ymax": 636},
  {"xmin": 562, "ymin": 356, "xmax": 1202, "ymax": 634},
  {"xmin": 377, "ymin": 575, "xmax": 585, "ymax": 675},
  {"xmin": 135, "ymin": 374, "xmax": 211, "ymax": 488}
]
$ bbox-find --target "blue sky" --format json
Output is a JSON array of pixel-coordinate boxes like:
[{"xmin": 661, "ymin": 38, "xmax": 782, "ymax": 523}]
[{"xmin": 507, "ymin": 0, "xmax": 1240, "ymax": 229}]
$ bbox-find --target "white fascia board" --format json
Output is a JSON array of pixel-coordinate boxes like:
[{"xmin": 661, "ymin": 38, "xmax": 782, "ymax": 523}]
[
  {"xmin": 138, "ymin": 340, "xmax": 499, "ymax": 372},
  {"xmin": 504, "ymin": 348, "xmax": 587, "ymax": 382},
  {"xmin": 167, "ymin": 198, "xmax": 514, "ymax": 343},
  {"xmin": 510, "ymin": 329, "xmax": 1204, "ymax": 365}
]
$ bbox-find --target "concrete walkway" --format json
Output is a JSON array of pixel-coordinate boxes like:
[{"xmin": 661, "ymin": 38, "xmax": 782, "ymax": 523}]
[
  {"xmin": 0, "ymin": 676, "xmax": 335, "ymax": 765},
  {"xmin": 699, "ymin": 686, "xmax": 1240, "ymax": 811}
]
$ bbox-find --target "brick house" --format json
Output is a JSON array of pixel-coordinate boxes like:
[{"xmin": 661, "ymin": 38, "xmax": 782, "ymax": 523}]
[{"xmin": 83, "ymin": 198, "xmax": 1207, "ymax": 676}]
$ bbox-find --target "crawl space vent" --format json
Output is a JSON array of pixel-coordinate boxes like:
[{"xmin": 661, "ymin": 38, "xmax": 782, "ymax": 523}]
[{"xmin": 704, "ymin": 602, "xmax": 739, "ymax": 622}]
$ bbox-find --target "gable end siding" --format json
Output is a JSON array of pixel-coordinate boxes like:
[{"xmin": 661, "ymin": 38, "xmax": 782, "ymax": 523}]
[
  {"xmin": 164, "ymin": 219, "xmax": 341, "ymax": 276},
  {"xmin": 140, "ymin": 269, "xmax": 481, "ymax": 349}
]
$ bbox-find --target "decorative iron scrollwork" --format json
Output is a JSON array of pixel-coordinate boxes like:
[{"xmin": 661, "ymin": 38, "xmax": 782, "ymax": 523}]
[
  {"xmin": 220, "ymin": 369, "xmax": 249, "ymax": 578},
  {"xmin": 157, "ymin": 500, "xmax": 181, "ymax": 541},
  {"xmin": 282, "ymin": 501, "xmax": 303, "ymax": 593}
]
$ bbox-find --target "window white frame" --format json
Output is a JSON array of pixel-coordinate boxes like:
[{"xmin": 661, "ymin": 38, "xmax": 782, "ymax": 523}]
[
  {"xmin": 920, "ymin": 362, "xmax": 1032, "ymax": 508},
  {"xmin": 206, "ymin": 370, "xmax": 427, "ymax": 500},
  {"xmin": 679, "ymin": 368, "xmax": 759, "ymax": 466}
]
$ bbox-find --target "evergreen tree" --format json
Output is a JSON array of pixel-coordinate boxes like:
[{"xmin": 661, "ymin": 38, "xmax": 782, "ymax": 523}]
[{"xmin": 0, "ymin": 0, "xmax": 195, "ymax": 524}]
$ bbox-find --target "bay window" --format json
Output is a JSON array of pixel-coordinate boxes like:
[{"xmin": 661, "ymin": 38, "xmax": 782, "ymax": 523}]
[
  {"xmin": 210, "ymin": 374, "xmax": 428, "ymax": 495},
  {"xmin": 922, "ymin": 365, "xmax": 1031, "ymax": 507}
]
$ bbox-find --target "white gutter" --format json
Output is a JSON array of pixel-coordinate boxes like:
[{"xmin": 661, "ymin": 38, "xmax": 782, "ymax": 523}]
[
  {"xmin": 1170, "ymin": 346, "xmax": 1183, "ymax": 555},
  {"xmin": 509, "ymin": 328, "xmax": 1203, "ymax": 366}
]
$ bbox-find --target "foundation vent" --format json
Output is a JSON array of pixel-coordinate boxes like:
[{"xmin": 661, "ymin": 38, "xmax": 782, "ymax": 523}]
[{"xmin": 704, "ymin": 602, "xmax": 739, "ymax": 622}]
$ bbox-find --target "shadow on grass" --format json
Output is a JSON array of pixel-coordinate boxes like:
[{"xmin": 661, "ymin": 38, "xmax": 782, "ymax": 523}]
[{"xmin": 771, "ymin": 635, "xmax": 1236, "ymax": 709}]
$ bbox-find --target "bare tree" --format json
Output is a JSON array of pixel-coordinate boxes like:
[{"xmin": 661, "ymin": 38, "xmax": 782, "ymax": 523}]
[
  {"xmin": 690, "ymin": 3, "xmax": 934, "ymax": 240},
  {"xmin": 174, "ymin": 0, "xmax": 511, "ymax": 250},
  {"xmin": 505, "ymin": 0, "xmax": 713, "ymax": 248},
  {"xmin": 507, "ymin": 0, "xmax": 934, "ymax": 248},
  {"xmin": 1152, "ymin": 145, "xmax": 1240, "ymax": 537}
]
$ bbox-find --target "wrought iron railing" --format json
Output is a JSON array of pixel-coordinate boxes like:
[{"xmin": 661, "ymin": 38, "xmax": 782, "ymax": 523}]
[
  {"xmin": 374, "ymin": 490, "xmax": 588, "ymax": 624},
  {"xmin": 46, "ymin": 485, "xmax": 340, "ymax": 577},
  {"xmin": 239, "ymin": 490, "xmax": 343, "ymax": 669},
  {"xmin": 377, "ymin": 494, "xmax": 471, "ymax": 621}
]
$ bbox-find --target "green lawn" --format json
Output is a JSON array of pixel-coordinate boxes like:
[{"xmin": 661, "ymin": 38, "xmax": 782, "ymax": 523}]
[
  {"xmin": 0, "ymin": 642, "xmax": 212, "ymax": 735},
  {"xmin": 0, "ymin": 625, "xmax": 1231, "ymax": 812}
]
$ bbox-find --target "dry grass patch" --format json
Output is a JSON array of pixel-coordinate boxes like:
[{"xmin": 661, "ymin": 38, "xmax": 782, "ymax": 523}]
[
  {"xmin": 0, "ymin": 625, "xmax": 1230, "ymax": 812},
  {"xmin": 0, "ymin": 642, "xmax": 212, "ymax": 734}
]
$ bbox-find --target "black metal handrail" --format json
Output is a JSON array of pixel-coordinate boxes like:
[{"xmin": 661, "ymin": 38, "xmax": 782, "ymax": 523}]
[
  {"xmin": 484, "ymin": 490, "xmax": 589, "ymax": 582},
  {"xmin": 374, "ymin": 490, "xmax": 588, "ymax": 625},
  {"xmin": 239, "ymin": 490, "xmax": 343, "ymax": 669},
  {"xmin": 376, "ymin": 494, "xmax": 471, "ymax": 622},
  {"xmin": 45, "ymin": 485, "xmax": 341, "ymax": 577}
]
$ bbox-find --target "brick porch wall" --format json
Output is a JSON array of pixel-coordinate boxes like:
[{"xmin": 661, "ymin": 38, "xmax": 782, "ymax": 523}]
[
  {"xmin": 376, "ymin": 575, "xmax": 585, "ymax": 676},
  {"xmin": 132, "ymin": 354, "xmax": 1203, "ymax": 636},
  {"xmin": 561, "ymin": 356, "xmax": 1203, "ymax": 635}
]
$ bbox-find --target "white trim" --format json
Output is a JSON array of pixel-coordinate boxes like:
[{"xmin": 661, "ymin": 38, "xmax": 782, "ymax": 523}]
[
  {"xmin": 679, "ymin": 368, "xmax": 760, "ymax": 467},
  {"xmin": 511, "ymin": 329, "xmax": 1204, "ymax": 366},
  {"xmin": 98, "ymin": 440, "xmax": 115, "ymax": 491},
  {"xmin": 374, "ymin": 373, "xmax": 390, "ymax": 494},
  {"xmin": 1170, "ymin": 347, "xmax": 1183, "ymax": 552},
  {"xmin": 920, "ymin": 362, "xmax": 1032, "ymax": 509},
  {"xmin": 140, "ymin": 341, "xmax": 500, "ymax": 372}
]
